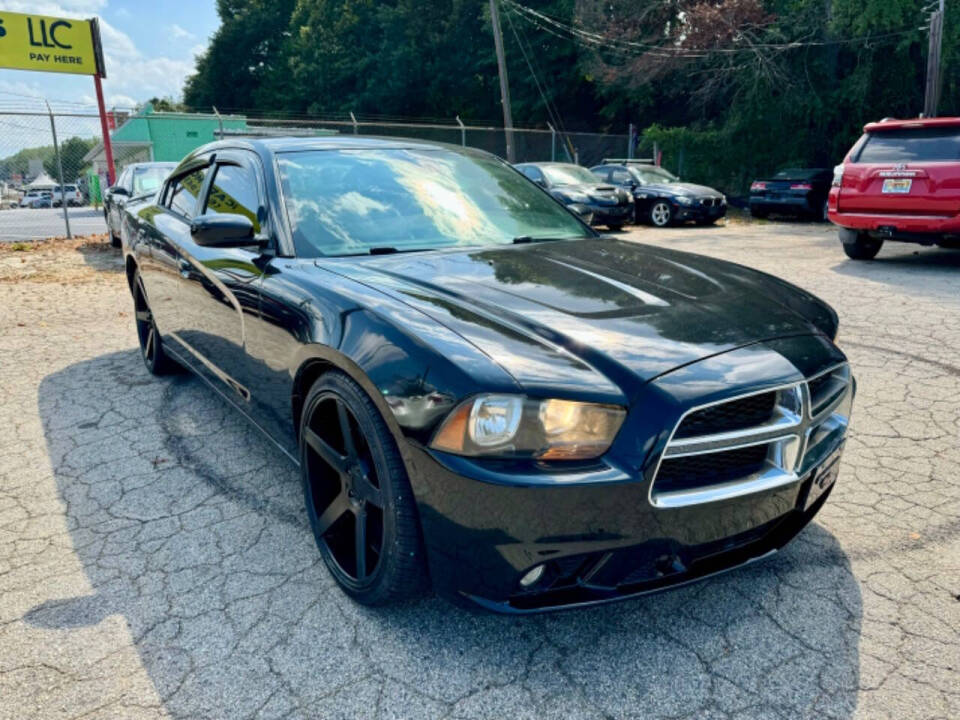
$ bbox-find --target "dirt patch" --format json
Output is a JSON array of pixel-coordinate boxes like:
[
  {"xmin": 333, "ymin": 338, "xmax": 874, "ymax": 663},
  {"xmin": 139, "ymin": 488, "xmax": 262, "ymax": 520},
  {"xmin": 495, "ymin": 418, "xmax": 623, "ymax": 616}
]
[{"xmin": 0, "ymin": 234, "xmax": 124, "ymax": 285}]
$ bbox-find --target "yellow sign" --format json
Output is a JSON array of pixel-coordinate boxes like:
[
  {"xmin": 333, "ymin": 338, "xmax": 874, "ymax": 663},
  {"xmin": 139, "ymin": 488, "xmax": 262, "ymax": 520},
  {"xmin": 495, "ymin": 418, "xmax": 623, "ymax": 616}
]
[{"xmin": 0, "ymin": 11, "xmax": 100, "ymax": 76}]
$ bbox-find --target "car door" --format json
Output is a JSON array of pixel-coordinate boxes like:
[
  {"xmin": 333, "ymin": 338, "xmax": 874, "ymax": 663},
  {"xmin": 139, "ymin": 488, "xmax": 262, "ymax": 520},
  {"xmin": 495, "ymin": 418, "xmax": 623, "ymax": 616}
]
[
  {"xmin": 139, "ymin": 159, "xmax": 212, "ymax": 347},
  {"xmin": 175, "ymin": 151, "xmax": 267, "ymax": 402}
]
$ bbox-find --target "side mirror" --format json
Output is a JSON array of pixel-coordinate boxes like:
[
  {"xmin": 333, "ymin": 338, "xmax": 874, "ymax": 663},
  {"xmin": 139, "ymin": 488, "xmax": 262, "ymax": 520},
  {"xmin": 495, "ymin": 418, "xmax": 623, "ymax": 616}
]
[
  {"xmin": 108, "ymin": 185, "xmax": 129, "ymax": 196},
  {"xmin": 190, "ymin": 213, "xmax": 257, "ymax": 247},
  {"xmin": 534, "ymin": 178, "xmax": 547, "ymax": 188}
]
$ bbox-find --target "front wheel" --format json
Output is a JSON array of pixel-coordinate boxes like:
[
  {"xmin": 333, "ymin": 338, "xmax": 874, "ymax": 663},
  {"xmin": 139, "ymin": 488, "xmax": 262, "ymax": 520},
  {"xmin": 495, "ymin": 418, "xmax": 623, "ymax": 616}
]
[
  {"xmin": 132, "ymin": 270, "xmax": 179, "ymax": 374},
  {"xmin": 839, "ymin": 229, "xmax": 883, "ymax": 260},
  {"xmin": 649, "ymin": 201, "xmax": 673, "ymax": 227},
  {"xmin": 300, "ymin": 371, "xmax": 428, "ymax": 606}
]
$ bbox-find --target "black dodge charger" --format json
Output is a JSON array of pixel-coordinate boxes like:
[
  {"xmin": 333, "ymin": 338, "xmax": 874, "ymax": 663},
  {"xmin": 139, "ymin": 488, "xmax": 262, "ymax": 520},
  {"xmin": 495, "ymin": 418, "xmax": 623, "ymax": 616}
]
[{"xmin": 121, "ymin": 137, "xmax": 853, "ymax": 612}]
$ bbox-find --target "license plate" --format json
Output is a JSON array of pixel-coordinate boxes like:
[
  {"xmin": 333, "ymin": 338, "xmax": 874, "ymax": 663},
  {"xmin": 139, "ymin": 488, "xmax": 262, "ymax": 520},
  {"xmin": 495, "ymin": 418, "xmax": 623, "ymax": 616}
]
[
  {"xmin": 882, "ymin": 178, "xmax": 912, "ymax": 194},
  {"xmin": 802, "ymin": 455, "xmax": 841, "ymax": 511}
]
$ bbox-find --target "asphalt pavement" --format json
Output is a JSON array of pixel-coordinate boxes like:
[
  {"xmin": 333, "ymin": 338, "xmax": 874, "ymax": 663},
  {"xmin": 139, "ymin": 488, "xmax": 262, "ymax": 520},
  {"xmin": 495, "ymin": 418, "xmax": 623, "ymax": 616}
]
[
  {"xmin": 0, "ymin": 221, "xmax": 957, "ymax": 719},
  {"xmin": 0, "ymin": 206, "xmax": 107, "ymax": 242}
]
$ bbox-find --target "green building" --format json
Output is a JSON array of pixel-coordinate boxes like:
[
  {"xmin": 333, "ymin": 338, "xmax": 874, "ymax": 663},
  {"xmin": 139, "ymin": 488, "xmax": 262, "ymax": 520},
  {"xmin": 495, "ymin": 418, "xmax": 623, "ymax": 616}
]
[{"xmin": 83, "ymin": 104, "xmax": 248, "ymax": 188}]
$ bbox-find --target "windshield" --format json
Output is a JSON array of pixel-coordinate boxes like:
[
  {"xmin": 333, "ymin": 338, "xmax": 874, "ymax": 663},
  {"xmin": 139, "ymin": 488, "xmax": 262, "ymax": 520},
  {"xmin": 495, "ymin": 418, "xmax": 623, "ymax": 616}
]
[
  {"xmin": 857, "ymin": 128, "xmax": 960, "ymax": 163},
  {"xmin": 278, "ymin": 149, "xmax": 590, "ymax": 257},
  {"xmin": 773, "ymin": 168, "xmax": 824, "ymax": 180},
  {"xmin": 540, "ymin": 164, "xmax": 601, "ymax": 186},
  {"xmin": 629, "ymin": 166, "xmax": 678, "ymax": 184},
  {"xmin": 132, "ymin": 165, "xmax": 175, "ymax": 196}
]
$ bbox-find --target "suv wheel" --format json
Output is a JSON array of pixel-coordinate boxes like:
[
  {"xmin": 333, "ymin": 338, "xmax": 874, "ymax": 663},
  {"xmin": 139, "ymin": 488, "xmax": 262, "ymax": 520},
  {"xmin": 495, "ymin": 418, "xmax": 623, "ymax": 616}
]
[{"xmin": 839, "ymin": 228, "xmax": 883, "ymax": 260}]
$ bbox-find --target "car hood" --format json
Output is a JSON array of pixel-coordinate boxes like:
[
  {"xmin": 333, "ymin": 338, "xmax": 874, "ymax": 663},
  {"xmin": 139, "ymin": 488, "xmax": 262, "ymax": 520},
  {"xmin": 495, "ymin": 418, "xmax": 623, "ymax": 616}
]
[
  {"xmin": 327, "ymin": 238, "xmax": 836, "ymax": 398},
  {"xmin": 641, "ymin": 182, "xmax": 719, "ymax": 197}
]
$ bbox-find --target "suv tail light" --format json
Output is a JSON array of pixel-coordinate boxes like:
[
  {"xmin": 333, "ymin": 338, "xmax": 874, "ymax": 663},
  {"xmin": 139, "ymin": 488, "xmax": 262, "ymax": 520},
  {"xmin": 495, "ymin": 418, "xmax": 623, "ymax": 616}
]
[
  {"xmin": 790, "ymin": 183, "xmax": 813, "ymax": 190},
  {"xmin": 750, "ymin": 181, "xmax": 766, "ymax": 191},
  {"xmin": 831, "ymin": 164, "xmax": 844, "ymax": 187}
]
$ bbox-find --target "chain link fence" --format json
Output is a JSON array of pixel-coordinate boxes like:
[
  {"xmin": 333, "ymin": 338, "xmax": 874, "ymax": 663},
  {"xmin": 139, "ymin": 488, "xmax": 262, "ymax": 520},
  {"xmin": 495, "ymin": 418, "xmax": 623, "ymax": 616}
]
[{"xmin": 0, "ymin": 101, "xmax": 634, "ymax": 243}]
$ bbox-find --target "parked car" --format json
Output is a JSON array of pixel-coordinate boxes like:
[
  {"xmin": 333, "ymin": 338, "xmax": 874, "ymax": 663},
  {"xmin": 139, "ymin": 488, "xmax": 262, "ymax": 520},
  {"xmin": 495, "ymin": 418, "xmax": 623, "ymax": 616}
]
[
  {"xmin": 19, "ymin": 190, "xmax": 52, "ymax": 208},
  {"xmin": 104, "ymin": 162, "xmax": 178, "ymax": 247},
  {"xmin": 122, "ymin": 137, "xmax": 853, "ymax": 612},
  {"xmin": 591, "ymin": 161, "xmax": 727, "ymax": 227},
  {"xmin": 829, "ymin": 116, "xmax": 960, "ymax": 259},
  {"xmin": 52, "ymin": 184, "xmax": 84, "ymax": 208},
  {"xmin": 514, "ymin": 162, "xmax": 634, "ymax": 230},
  {"xmin": 749, "ymin": 168, "xmax": 833, "ymax": 220}
]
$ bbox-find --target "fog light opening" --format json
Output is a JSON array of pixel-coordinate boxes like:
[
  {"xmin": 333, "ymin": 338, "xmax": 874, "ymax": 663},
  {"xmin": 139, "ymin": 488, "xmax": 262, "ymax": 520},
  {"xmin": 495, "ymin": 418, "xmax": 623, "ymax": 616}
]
[{"xmin": 519, "ymin": 564, "xmax": 545, "ymax": 588}]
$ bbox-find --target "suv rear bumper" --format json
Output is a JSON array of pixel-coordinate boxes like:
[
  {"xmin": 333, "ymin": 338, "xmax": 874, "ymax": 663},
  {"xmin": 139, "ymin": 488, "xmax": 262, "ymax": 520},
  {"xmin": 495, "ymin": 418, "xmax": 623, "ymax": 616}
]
[{"xmin": 829, "ymin": 209, "xmax": 960, "ymax": 237}]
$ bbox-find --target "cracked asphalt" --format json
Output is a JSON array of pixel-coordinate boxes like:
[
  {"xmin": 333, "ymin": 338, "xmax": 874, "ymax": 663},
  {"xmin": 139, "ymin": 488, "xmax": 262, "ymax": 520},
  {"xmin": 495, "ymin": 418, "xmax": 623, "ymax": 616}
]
[{"xmin": 0, "ymin": 221, "xmax": 958, "ymax": 719}]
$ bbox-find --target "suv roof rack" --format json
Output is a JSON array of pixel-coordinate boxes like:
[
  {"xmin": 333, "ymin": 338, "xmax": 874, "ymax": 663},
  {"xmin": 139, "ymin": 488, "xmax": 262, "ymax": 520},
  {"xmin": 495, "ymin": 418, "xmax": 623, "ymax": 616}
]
[{"xmin": 601, "ymin": 158, "xmax": 655, "ymax": 165}]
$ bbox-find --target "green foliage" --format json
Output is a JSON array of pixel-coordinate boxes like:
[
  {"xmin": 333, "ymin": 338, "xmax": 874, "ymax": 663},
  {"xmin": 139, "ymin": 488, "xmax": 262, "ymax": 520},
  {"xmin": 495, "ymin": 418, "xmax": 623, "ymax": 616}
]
[
  {"xmin": 43, "ymin": 137, "xmax": 96, "ymax": 182},
  {"xmin": 183, "ymin": 0, "xmax": 956, "ymax": 194}
]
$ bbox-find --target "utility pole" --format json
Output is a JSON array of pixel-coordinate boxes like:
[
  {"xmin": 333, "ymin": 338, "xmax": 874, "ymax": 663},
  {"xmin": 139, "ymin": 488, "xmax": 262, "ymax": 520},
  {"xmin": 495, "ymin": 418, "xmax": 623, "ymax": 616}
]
[
  {"xmin": 489, "ymin": 0, "xmax": 515, "ymax": 162},
  {"xmin": 924, "ymin": 0, "xmax": 945, "ymax": 117}
]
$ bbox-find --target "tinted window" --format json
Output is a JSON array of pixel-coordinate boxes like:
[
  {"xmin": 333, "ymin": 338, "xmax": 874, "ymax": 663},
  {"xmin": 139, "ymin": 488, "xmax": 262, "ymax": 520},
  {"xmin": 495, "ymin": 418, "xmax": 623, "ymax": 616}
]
[
  {"xmin": 519, "ymin": 165, "xmax": 544, "ymax": 182},
  {"xmin": 167, "ymin": 167, "xmax": 208, "ymax": 218},
  {"xmin": 610, "ymin": 169, "xmax": 632, "ymax": 184},
  {"xmin": 857, "ymin": 128, "xmax": 960, "ymax": 163},
  {"xmin": 205, "ymin": 163, "xmax": 261, "ymax": 232},
  {"xmin": 772, "ymin": 168, "xmax": 828, "ymax": 180},
  {"xmin": 629, "ymin": 166, "xmax": 678, "ymax": 184},
  {"xmin": 278, "ymin": 148, "xmax": 589, "ymax": 257},
  {"xmin": 541, "ymin": 165, "xmax": 601, "ymax": 185},
  {"xmin": 131, "ymin": 165, "xmax": 175, "ymax": 196}
]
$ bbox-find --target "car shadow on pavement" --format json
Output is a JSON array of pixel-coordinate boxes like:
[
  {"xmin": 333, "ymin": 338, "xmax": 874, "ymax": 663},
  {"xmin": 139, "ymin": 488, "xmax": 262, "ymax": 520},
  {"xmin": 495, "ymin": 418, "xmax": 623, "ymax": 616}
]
[{"xmin": 28, "ymin": 349, "xmax": 863, "ymax": 719}]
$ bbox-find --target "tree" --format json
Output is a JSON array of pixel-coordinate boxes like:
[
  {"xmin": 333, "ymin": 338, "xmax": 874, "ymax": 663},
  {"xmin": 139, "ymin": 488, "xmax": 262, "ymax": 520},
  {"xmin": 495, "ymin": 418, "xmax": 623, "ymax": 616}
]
[{"xmin": 43, "ymin": 137, "xmax": 96, "ymax": 182}]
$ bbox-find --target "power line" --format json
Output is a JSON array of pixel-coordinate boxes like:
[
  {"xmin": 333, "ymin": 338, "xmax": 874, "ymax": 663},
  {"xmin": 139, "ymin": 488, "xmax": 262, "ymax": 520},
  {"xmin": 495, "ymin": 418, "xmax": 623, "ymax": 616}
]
[{"xmin": 503, "ymin": 0, "xmax": 923, "ymax": 58}]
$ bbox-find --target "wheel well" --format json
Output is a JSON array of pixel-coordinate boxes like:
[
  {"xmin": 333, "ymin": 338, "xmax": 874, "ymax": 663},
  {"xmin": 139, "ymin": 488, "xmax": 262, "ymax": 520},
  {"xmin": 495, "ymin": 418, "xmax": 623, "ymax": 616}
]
[
  {"xmin": 125, "ymin": 255, "xmax": 138, "ymax": 292},
  {"xmin": 291, "ymin": 359, "xmax": 336, "ymax": 438}
]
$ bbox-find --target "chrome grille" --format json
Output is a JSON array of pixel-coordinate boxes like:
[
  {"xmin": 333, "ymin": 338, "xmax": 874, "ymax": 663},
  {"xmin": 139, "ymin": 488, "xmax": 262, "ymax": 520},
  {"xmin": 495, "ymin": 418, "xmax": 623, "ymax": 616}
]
[{"xmin": 650, "ymin": 364, "xmax": 852, "ymax": 509}]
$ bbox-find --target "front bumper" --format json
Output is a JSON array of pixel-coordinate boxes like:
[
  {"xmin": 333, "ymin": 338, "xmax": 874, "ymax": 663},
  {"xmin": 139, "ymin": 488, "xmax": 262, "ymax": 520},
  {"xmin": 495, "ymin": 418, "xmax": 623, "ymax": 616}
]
[
  {"xmin": 570, "ymin": 201, "xmax": 634, "ymax": 226},
  {"xmin": 408, "ymin": 337, "xmax": 852, "ymax": 613},
  {"xmin": 674, "ymin": 200, "xmax": 727, "ymax": 222}
]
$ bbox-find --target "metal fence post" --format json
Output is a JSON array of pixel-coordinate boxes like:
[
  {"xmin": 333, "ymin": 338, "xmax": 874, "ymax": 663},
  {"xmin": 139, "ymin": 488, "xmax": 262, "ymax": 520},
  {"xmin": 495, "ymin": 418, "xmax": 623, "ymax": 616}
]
[
  {"xmin": 548, "ymin": 122, "xmax": 556, "ymax": 161},
  {"xmin": 456, "ymin": 115, "xmax": 466, "ymax": 146},
  {"xmin": 350, "ymin": 112, "xmax": 359, "ymax": 135},
  {"xmin": 213, "ymin": 106, "xmax": 224, "ymax": 139},
  {"xmin": 627, "ymin": 123, "xmax": 634, "ymax": 160},
  {"xmin": 45, "ymin": 101, "xmax": 72, "ymax": 240}
]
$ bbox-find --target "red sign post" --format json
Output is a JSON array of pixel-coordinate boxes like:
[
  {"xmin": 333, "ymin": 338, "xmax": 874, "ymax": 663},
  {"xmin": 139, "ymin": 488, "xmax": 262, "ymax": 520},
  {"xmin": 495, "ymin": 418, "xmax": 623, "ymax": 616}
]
[{"xmin": 89, "ymin": 18, "xmax": 115, "ymax": 186}]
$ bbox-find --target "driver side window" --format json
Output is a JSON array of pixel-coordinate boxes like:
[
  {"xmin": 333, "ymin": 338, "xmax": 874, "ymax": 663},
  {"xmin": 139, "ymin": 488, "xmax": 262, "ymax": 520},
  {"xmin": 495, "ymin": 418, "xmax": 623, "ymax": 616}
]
[
  {"xmin": 204, "ymin": 162, "xmax": 262, "ymax": 233},
  {"xmin": 165, "ymin": 166, "xmax": 209, "ymax": 219},
  {"xmin": 611, "ymin": 169, "xmax": 632, "ymax": 185}
]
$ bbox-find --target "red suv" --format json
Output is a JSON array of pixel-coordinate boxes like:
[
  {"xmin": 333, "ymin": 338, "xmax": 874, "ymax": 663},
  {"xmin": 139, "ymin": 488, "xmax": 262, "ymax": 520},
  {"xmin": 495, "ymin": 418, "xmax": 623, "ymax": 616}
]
[{"xmin": 828, "ymin": 117, "xmax": 960, "ymax": 259}]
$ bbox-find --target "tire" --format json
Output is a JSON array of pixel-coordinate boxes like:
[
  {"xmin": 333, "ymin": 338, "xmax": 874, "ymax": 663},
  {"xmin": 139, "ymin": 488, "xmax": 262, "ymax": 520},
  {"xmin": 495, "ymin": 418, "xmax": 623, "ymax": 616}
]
[
  {"xmin": 821, "ymin": 199, "xmax": 830, "ymax": 223},
  {"xmin": 750, "ymin": 207, "xmax": 768, "ymax": 219},
  {"xmin": 839, "ymin": 228, "xmax": 883, "ymax": 260},
  {"xmin": 607, "ymin": 223, "xmax": 623, "ymax": 231},
  {"xmin": 131, "ymin": 269, "xmax": 179, "ymax": 374},
  {"xmin": 649, "ymin": 200, "xmax": 673, "ymax": 227},
  {"xmin": 299, "ymin": 371, "xmax": 428, "ymax": 606},
  {"xmin": 110, "ymin": 233, "xmax": 121, "ymax": 249}
]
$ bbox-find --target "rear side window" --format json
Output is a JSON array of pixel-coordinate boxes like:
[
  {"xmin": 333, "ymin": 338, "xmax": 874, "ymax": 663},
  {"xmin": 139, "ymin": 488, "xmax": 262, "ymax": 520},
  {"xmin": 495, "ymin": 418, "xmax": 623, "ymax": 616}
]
[
  {"xmin": 167, "ymin": 166, "xmax": 209, "ymax": 219},
  {"xmin": 857, "ymin": 128, "xmax": 960, "ymax": 163},
  {"xmin": 204, "ymin": 163, "xmax": 262, "ymax": 233}
]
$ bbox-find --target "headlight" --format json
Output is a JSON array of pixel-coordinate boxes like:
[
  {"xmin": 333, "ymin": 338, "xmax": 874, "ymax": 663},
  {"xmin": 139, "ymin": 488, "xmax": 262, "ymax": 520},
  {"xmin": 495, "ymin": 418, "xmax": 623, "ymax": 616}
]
[
  {"xmin": 431, "ymin": 394, "xmax": 626, "ymax": 460},
  {"xmin": 674, "ymin": 195, "xmax": 694, "ymax": 205}
]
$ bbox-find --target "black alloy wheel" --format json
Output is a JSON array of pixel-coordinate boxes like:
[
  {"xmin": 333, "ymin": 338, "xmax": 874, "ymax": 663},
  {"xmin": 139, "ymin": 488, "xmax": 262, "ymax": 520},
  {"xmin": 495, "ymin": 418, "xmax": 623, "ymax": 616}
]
[
  {"xmin": 300, "ymin": 372, "xmax": 427, "ymax": 605},
  {"xmin": 133, "ymin": 270, "xmax": 177, "ymax": 374}
]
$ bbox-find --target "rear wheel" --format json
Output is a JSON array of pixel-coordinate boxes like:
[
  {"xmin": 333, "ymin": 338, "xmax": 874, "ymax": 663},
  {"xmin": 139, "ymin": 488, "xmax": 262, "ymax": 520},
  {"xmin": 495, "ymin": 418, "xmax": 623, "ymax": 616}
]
[
  {"xmin": 607, "ymin": 223, "xmax": 623, "ymax": 231},
  {"xmin": 649, "ymin": 201, "xmax": 673, "ymax": 227},
  {"xmin": 300, "ymin": 371, "xmax": 427, "ymax": 605},
  {"xmin": 839, "ymin": 228, "xmax": 883, "ymax": 260},
  {"xmin": 132, "ymin": 270, "xmax": 179, "ymax": 374}
]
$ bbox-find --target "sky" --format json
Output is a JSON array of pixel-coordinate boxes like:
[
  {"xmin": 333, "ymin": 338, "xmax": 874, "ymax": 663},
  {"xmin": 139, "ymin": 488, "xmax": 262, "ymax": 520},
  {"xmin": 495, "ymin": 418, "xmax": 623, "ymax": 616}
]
[{"xmin": 0, "ymin": 0, "xmax": 219, "ymax": 111}]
